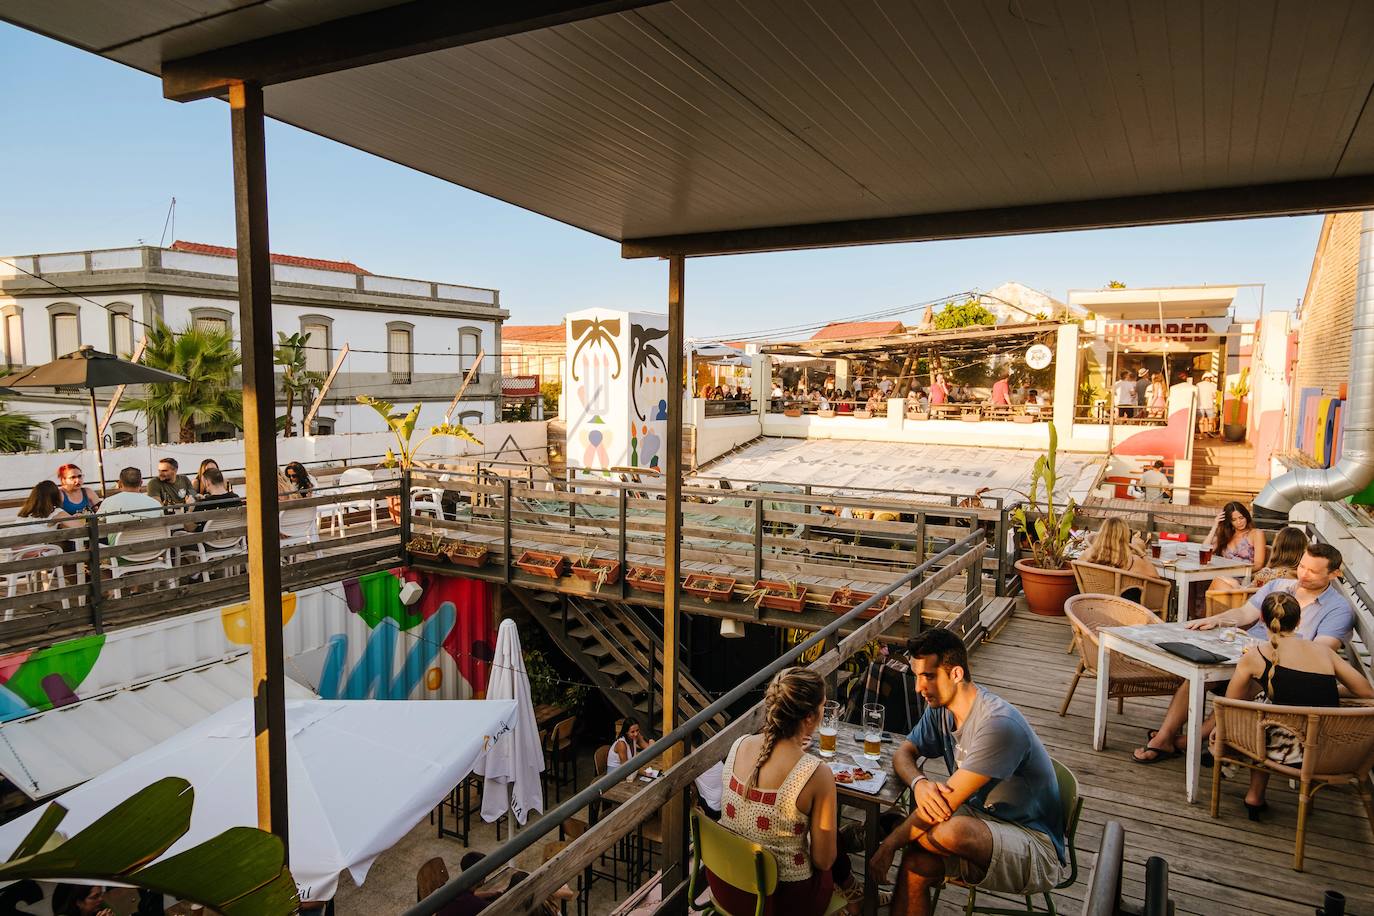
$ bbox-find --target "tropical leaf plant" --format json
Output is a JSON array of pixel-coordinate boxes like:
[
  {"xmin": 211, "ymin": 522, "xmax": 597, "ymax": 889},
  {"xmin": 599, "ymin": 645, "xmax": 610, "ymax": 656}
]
[
  {"xmin": 356, "ymin": 395, "xmax": 481, "ymax": 469},
  {"xmin": 273, "ymin": 332, "xmax": 324, "ymax": 437},
  {"xmin": 1008, "ymin": 421, "xmax": 1077, "ymax": 570},
  {"xmin": 0, "ymin": 402, "xmax": 38, "ymax": 453},
  {"xmin": 0, "ymin": 776, "xmax": 298, "ymax": 915},
  {"xmin": 125, "ymin": 322, "xmax": 242, "ymax": 443}
]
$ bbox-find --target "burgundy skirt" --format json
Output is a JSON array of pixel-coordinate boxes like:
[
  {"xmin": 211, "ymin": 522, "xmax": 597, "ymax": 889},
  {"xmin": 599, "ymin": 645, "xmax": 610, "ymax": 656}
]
[{"xmin": 706, "ymin": 865, "xmax": 835, "ymax": 916}]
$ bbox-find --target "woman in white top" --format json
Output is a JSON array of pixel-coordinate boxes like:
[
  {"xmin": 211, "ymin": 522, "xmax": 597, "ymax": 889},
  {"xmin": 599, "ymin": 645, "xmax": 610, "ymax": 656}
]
[{"xmin": 607, "ymin": 720, "xmax": 650, "ymax": 771}]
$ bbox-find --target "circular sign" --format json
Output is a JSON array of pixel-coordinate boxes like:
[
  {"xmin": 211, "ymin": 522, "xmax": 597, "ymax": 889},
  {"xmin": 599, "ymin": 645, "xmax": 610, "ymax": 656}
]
[{"xmin": 1025, "ymin": 344, "xmax": 1053, "ymax": 370}]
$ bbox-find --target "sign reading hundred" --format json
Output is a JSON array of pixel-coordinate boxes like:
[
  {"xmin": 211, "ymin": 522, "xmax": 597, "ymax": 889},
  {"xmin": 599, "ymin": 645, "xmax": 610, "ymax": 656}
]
[{"xmin": 1102, "ymin": 316, "xmax": 1230, "ymax": 346}]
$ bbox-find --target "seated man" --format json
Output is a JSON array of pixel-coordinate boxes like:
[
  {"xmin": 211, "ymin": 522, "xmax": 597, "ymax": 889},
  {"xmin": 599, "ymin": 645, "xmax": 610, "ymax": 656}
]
[
  {"xmin": 870, "ymin": 630, "xmax": 1068, "ymax": 915},
  {"xmin": 1132, "ymin": 542, "xmax": 1354, "ymax": 763},
  {"xmin": 1137, "ymin": 460, "xmax": 1172, "ymax": 502}
]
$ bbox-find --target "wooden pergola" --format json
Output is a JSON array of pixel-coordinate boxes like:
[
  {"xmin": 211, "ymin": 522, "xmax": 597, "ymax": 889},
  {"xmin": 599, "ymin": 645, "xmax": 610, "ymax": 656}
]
[{"xmin": 11, "ymin": 0, "xmax": 1374, "ymax": 908}]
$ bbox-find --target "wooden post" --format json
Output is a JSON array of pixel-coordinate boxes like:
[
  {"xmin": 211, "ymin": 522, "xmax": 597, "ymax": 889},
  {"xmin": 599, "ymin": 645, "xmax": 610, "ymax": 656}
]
[
  {"xmin": 99, "ymin": 336, "xmax": 147, "ymax": 438},
  {"xmin": 302, "ymin": 342, "xmax": 348, "ymax": 435},
  {"xmin": 229, "ymin": 79, "xmax": 289, "ymax": 853},
  {"xmin": 661, "ymin": 254, "xmax": 688, "ymax": 898}
]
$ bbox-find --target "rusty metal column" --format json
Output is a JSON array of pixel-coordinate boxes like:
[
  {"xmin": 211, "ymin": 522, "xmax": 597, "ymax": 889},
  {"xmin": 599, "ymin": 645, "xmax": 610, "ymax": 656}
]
[
  {"xmin": 230, "ymin": 80, "xmax": 289, "ymax": 852},
  {"xmin": 661, "ymin": 254, "xmax": 687, "ymax": 897}
]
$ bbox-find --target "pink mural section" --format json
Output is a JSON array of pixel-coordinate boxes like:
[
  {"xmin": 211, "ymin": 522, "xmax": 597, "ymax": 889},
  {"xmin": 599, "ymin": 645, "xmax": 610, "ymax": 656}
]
[{"xmin": 1112, "ymin": 404, "xmax": 1191, "ymax": 460}]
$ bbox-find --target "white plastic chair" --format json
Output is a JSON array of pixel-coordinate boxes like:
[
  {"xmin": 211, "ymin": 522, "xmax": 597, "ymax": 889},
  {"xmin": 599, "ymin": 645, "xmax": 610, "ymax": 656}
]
[
  {"xmin": 410, "ymin": 473, "xmax": 449, "ymax": 520},
  {"xmin": 1, "ymin": 544, "xmax": 67, "ymax": 618},
  {"xmin": 321, "ymin": 467, "xmax": 381, "ymax": 535},
  {"xmin": 281, "ymin": 504, "xmax": 322, "ymax": 560},
  {"xmin": 107, "ymin": 525, "xmax": 176, "ymax": 597},
  {"xmin": 197, "ymin": 516, "xmax": 247, "ymax": 580}
]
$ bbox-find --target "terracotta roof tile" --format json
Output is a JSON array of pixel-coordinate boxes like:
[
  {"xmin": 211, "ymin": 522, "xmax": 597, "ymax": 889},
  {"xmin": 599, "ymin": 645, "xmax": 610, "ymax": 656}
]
[
  {"xmin": 810, "ymin": 320, "xmax": 904, "ymax": 340},
  {"xmin": 502, "ymin": 323, "xmax": 565, "ymax": 343},
  {"xmin": 170, "ymin": 240, "xmax": 369, "ymax": 275}
]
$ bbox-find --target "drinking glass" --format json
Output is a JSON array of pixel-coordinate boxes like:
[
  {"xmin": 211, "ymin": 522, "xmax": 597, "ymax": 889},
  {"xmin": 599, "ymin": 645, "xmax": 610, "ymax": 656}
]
[
  {"xmin": 862, "ymin": 703, "xmax": 884, "ymax": 761},
  {"xmin": 1150, "ymin": 541, "xmax": 1161, "ymax": 559},
  {"xmin": 818, "ymin": 700, "xmax": 841, "ymax": 758},
  {"xmin": 1199, "ymin": 546, "xmax": 1214, "ymax": 564}
]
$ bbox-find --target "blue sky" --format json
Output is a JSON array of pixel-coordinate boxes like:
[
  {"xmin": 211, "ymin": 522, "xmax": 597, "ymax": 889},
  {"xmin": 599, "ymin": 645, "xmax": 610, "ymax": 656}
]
[{"xmin": 1, "ymin": 23, "xmax": 1322, "ymax": 337}]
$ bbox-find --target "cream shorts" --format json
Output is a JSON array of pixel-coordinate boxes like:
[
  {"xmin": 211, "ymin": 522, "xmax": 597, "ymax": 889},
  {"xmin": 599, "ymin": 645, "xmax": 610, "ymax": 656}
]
[{"xmin": 944, "ymin": 805, "xmax": 1068, "ymax": 895}]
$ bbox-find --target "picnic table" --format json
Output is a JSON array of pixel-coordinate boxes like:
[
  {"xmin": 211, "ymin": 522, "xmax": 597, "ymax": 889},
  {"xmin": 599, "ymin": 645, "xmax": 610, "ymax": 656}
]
[
  {"xmin": 1153, "ymin": 541, "xmax": 1252, "ymax": 620},
  {"xmin": 828, "ymin": 728, "xmax": 908, "ymax": 916}
]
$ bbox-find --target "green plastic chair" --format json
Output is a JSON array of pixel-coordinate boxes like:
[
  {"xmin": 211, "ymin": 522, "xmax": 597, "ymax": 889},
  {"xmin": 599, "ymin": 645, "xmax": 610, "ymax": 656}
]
[
  {"xmin": 687, "ymin": 809, "xmax": 848, "ymax": 916},
  {"xmin": 932, "ymin": 757, "xmax": 1082, "ymax": 916}
]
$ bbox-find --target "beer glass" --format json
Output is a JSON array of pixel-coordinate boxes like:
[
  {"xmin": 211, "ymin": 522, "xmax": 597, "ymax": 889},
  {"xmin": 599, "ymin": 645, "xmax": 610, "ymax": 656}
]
[
  {"xmin": 862, "ymin": 703, "xmax": 884, "ymax": 761},
  {"xmin": 818, "ymin": 700, "xmax": 840, "ymax": 758}
]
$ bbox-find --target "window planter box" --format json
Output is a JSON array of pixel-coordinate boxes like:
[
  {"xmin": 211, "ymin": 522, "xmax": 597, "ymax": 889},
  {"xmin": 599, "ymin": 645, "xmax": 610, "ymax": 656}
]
[
  {"xmin": 406, "ymin": 536, "xmax": 446, "ymax": 564},
  {"xmin": 817, "ymin": 409, "xmax": 836, "ymax": 418},
  {"xmin": 750, "ymin": 580, "xmax": 808, "ymax": 613},
  {"xmin": 444, "ymin": 541, "xmax": 489, "ymax": 568},
  {"xmin": 570, "ymin": 557, "xmax": 622, "ymax": 588},
  {"xmin": 515, "ymin": 549, "xmax": 567, "ymax": 579},
  {"xmin": 626, "ymin": 565, "xmax": 667, "ymax": 593},
  {"xmin": 906, "ymin": 410, "xmax": 929, "ymax": 421},
  {"xmin": 828, "ymin": 587, "xmax": 890, "ymax": 619},
  {"xmin": 682, "ymin": 572, "xmax": 737, "ymax": 603},
  {"xmin": 853, "ymin": 409, "xmax": 873, "ymax": 419}
]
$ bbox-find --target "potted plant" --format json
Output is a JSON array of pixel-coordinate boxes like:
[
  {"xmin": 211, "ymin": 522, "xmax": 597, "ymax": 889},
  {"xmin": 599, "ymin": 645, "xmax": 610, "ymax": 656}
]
[
  {"xmin": 568, "ymin": 544, "xmax": 621, "ymax": 589},
  {"xmin": 783, "ymin": 404, "xmax": 803, "ymax": 418},
  {"xmin": 682, "ymin": 572, "xmax": 737, "ymax": 603},
  {"xmin": 853, "ymin": 408, "xmax": 872, "ymax": 419},
  {"xmin": 1010, "ymin": 422, "xmax": 1079, "ymax": 616},
  {"xmin": 406, "ymin": 533, "xmax": 446, "ymax": 563},
  {"xmin": 817, "ymin": 408, "xmax": 836, "ymax": 418},
  {"xmin": 515, "ymin": 549, "xmax": 567, "ymax": 579},
  {"xmin": 356, "ymin": 394, "xmax": 481, "ymax": 522},
  {"xmin": 746, "ymin": 577, "xmax": 808, "ymax": 612},
  {"xmin": 1223, "ymin": 368, "xmax": 1249, "ymax": 442},
  {"xmin": 828, "ymin": 586, "xmax": 889, "ymax": 619},
  {"xmin": 626, "ymin": 564, "xmax": 667, "ymax": 593},
  {"xmin": 444, "ymin": 540, "xmax": 489, "ymax": 568}
]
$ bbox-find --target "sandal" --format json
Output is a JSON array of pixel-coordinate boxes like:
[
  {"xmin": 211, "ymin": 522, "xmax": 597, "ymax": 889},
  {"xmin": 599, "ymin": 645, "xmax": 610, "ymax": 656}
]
[{"xmin": 1131, "ymin": 744, "xmax": 1177, "ymax": 764}]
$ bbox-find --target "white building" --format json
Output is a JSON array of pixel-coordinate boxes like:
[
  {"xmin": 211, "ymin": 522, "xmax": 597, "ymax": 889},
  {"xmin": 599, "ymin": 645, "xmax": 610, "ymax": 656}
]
[{"xmin": 0, "ymin": 242, "xmax": 507, "ymax": 449}]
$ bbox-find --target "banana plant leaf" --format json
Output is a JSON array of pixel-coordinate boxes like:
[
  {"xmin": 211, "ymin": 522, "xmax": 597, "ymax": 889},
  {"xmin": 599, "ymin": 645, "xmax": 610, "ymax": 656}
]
[{"xmin": 0, "ymin": 777, "xmax": 297, "ymax": 915}]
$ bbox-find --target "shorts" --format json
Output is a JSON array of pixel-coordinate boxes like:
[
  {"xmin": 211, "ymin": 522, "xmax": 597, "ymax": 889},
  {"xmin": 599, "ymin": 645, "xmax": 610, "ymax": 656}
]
[
  {"xmin": 943, "ymin": 806, "xmax": 1067, "ymax": 896},
  {"xmin": 1198, "ymin": 408, "xmax": 1216, "ymax": 418}
]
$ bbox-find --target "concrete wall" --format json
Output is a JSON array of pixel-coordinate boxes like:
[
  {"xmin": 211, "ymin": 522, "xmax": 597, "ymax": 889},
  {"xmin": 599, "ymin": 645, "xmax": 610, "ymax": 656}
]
[{"xmin": 691, "ymin": 400, "xmax": 762, "ymax": 466}]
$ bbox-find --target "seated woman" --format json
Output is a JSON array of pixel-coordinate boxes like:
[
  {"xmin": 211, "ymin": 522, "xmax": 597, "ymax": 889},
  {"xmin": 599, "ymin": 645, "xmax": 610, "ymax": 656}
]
[
  {"xmin": 1211, "ymin": 525, "xmax": 1307, "ymax": 594},
  {"xmin": 865, "ymin": 391, "xmax": 883, "ymax": 413},
  {"xmin": 16, "ymin": 480, "xmax": 68, "ymax": 533},
  {"xmin": 1219, "ymin": 592, "xmax": 1374, "ymax": 818},
  {"xmin": 710, "ymin": 667, "xmax": 861, "ymax": 915},
  {"xmin": 283, "ymin": 461, "xmax": 314, "ymax": 497},
  {"xmin": 1079, "ymin": 517, "xmax": 1159, "ymax": 600},
  {"xmin": 1203, "ymin": 501, "xmax": 1267, "ymax": 573},
  {"xmin": 607, "ymin": 720, "xmax": 651, "ymax": 771}
]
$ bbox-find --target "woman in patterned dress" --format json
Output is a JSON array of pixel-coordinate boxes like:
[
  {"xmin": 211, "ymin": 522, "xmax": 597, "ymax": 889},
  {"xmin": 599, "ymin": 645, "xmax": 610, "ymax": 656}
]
[{"xmin": 710, "ymin": 667, "xmax": 861, "ymax": 914}]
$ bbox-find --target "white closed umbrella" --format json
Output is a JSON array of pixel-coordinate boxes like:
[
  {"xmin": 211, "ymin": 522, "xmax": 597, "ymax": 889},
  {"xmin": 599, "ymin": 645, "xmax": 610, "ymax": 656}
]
[
  {"xmin": 0, "ymin": 698, "xmax": 517, "ymax": 901},
  {"xmin": 475, "ymin": 618, "xmax": 545, "ymax": 825}
]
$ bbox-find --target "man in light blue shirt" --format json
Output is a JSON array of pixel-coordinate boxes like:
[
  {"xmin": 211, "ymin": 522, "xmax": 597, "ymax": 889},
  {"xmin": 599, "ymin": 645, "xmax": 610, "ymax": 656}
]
[{"xmin": 1133, "ymin": 542, "xmax": 1354, "ymax": 763}]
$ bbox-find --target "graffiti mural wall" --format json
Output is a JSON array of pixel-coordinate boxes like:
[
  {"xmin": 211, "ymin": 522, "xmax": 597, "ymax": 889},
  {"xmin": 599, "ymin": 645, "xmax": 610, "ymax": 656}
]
[
  {"xmin": 0, "ymin": 570, "xmax": 497, "ymax": 723},
  {"xmin": 565, "ymin": 308, "xmax": 669, "ymax": 474}
]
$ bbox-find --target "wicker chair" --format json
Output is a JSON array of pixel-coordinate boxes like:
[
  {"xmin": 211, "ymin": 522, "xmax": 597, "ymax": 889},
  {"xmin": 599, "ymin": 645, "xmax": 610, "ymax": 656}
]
[
  {"xmin": 1210, "ymin": 697, "xmax": 1374, "ymax": 871},
  {"xmin": 1205, "ymin": 585, "xmax": 1258, "ymax": 618},
  {"xmin": 1060, "ymin": 594, "xmax": 1184, "ymax": 717},
  {"xmin": 1071, "ymin": 559, "xmax": 1173, "ymax": 619}
]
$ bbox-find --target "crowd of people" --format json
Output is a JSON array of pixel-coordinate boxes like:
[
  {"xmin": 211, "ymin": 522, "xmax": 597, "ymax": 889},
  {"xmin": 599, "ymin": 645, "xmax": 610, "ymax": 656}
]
[
  {"xmin": 1110, "ymin": 366, "xmax": 1220, "ymax": 429},
  {"xmin": 770, "ymin": 371, "xmax": 1049, "ymax": 416}
]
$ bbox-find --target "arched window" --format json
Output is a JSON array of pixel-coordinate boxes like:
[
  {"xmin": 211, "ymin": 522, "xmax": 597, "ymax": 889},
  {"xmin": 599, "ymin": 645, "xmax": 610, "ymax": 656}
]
[
  {"xmin": 47, "ymin": 303, "xmax": 81, "ymax": 358},
  {"xmin": 300, "ymin": 314, "xmax": 333, "ymax": 374},
  {"xmin": 458, "ymin": 409, "xmax": 483, "ymax": 426},
  {"xmin": 108, "ymin": 422, "xmax": 137, "ymax": 448},
  {"xmin": 311, "ymin": 417, "xmax": 335, "ymax": 436},
  {"xmin": 108, "ymin": 303, "xmax": 135, "ymax": 359},
  {"xmin": 1, "ymin": 305, "xmax": 23, "ymax": 367},
  {"xmin": 459, "ymin": 327, "xmax": 482, "ymax": 380},
  {"xmin": 387, "ymin": 321, "xmax": 413, "ymax": 384},
  {"xmin": 51, "ymin": 419, "xmax": 85, "ymax": 451},
  {"xmin": 189, "ymin": 306, "xmax": 233, "ymax": 336}
]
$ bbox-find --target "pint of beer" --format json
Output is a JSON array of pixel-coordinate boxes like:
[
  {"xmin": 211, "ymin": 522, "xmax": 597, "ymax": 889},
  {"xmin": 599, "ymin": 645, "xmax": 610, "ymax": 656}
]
[
  {"xmin": 863, "ymin": 733, "xmax": 882, "ymax": 758},
  {"xmin": 819, "ymin": 700, "xmax": 841, "ymax": 758},
  {"xmin": 862, "ymin": 703, "xmax": 884, "ymax": 761}
]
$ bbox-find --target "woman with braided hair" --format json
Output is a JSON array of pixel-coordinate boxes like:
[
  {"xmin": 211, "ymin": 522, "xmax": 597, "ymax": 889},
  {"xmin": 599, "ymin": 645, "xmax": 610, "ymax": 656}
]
[
  {"xmin": 1219, "ymin": 591, "xmax": 1373, "ymax": 819},
  {"xmin": 710, "ymin": 667, "xmax": 863, "ymax": 914}
]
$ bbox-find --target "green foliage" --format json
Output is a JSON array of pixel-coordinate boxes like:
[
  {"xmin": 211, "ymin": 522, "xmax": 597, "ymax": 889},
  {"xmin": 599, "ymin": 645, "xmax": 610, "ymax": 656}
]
[
  {"xmin": 0, "ymin": 403, "xmax": 38, "ymax": 453},
  {"xmin": 1107, "ymin": 280, "xmax": 1127, "ymax": 289},
  {"xmin": 1009, "ymin": 422, "xmax": 1077, "ymax": 570},
  {"xmin": 502, "ymin": 400, "xmax": 534, "ymax": 422},
  {"xmin": 523, "ymin": 646, "xmax": 589, "ymax": 712},
  {"xmin": 126, "ymin": 322, "xmax": 242, "ymax": 444},
  {"xmin": 356, "ymin": 395, "xmax": 481, "ymax": 469},
  {"xmin": 933, "ymin": 298, "xmax": 996, "ymax": 330},
  {"xmin": 541, "ymin": 379, "xmax": 561, "ymax": 415},
  {"xmin": 1226, "ymin": 367, "xmax": 1250, "ymax": 425},
  {"xmin": 0, "ymin": 776, "xmax": 297, "ymax": 914},
  {"xmin": 274, "ymin": 332, "xmax": 324, "ymax": 437}
]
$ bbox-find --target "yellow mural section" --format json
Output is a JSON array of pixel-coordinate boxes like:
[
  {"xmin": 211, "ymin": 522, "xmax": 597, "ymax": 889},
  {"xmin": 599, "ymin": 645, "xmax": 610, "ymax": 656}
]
[{"xmin": 221, "ymin": 593, "xmax": 298, "ymax": 645}]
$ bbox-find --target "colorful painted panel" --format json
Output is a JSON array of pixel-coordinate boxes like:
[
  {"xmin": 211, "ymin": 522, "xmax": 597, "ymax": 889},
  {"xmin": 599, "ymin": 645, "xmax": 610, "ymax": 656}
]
[{"xmin": 565, "ymin": 308, "xmax": 669, "ymax": 473}]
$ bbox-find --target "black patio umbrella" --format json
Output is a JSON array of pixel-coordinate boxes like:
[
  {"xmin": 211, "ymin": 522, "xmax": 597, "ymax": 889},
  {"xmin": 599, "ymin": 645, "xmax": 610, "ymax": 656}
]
[{"xmin": 0, "ymin": 345, "xmax": 186, "ymax": 494}]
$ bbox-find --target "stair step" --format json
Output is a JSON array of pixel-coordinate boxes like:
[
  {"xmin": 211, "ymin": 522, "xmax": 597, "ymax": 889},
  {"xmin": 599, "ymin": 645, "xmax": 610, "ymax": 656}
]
[
  {"xmin": 601, "ymin": 660, "xmax": 630, "ymax": 679},
  {"xmin": 583, "ymin": 642, "xmax": 611, "ymax": 659},
  {"xmin": 566, "ymin": 625, "xmax": 593, "ymax": 640}
]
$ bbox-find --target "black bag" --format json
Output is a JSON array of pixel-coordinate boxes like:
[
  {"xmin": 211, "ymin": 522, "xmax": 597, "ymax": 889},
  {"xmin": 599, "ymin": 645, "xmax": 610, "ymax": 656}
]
[
  {"xmin": 844, "ymin": 656, "xmax": 919, "ymax": 736},
  {"xmin": 1157, "ymin": 641, "xmax": 1228, "ymax": 665}
]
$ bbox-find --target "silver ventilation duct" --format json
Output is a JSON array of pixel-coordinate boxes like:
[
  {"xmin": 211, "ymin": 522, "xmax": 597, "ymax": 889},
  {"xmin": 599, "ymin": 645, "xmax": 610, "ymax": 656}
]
[{"xmin": 1255, "ymin": 209, "xmax": 1374, "ymax": 516}]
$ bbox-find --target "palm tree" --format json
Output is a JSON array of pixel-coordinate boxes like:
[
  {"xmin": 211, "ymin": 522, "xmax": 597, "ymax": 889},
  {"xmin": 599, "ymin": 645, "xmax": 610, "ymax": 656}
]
[
  {"xmin": 273, "ymin": 331, "xmax": 323, "ymax": 436},
  {"xmin": 0, "ymin": 402, "xmax": 37, "ymax": 453},
  {"xmin": 126, "ymin": 322, "xmax": 242, "ymax": 443}
]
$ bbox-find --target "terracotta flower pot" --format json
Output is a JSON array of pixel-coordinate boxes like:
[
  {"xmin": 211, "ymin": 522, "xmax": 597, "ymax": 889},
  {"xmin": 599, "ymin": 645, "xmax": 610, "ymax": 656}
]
[{"xmin": 1014, "ymin": 559, "xmax": 1078, "ymax": 617}]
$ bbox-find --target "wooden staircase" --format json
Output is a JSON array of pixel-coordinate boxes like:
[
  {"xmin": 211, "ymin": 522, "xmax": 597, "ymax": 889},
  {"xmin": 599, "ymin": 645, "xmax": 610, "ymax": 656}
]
[
  {"xmin": 510, "ymin": 587, "xmax": 729, "ymax": 735},
  {"xmin": 1190, "ymin": 442, "xmax": 1271, "ymax": 506}
]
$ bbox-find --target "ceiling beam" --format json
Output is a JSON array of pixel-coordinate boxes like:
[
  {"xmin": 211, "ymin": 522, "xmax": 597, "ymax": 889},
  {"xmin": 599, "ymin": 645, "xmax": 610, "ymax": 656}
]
[
  {"xmin": 162, "ymin": 0, "xmax": 669, "ymax": 102},
  {"xmin": 621, "ymin": 175, "xmax": 1374, "ymax": 259}
]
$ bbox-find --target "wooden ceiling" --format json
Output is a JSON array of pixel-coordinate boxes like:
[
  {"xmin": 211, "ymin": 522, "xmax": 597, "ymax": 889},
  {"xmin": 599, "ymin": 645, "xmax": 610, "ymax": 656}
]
[{"xmin": 9, "ymin": 0, "xmax": 1374, "ymax": 257}]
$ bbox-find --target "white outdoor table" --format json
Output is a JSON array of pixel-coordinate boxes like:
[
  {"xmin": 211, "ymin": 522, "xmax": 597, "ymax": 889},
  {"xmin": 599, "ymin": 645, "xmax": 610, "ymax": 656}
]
[
  {"xmin": 1094, "ymin": 621, "xmax": 1251, "ymax": 803},
  {"xmin": 1154, "ymin": 542, "xmax": 1252, "ymax": 620}
]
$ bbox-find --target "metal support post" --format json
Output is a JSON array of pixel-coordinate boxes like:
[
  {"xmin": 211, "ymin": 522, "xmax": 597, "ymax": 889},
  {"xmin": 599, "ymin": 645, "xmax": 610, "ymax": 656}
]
[
  {"xmin": 229, "ymin": 79, "xmax": 289, "ymax": 853},
  {"xmin": 660, "ymin": 254, "xmax": 688, "ymax": 904},
  {"xmin": 752, "ymin": 496, "xmax": 764, "ymax": 582},
  {"xmin": 399, "ymin": 468, "xmax": 412, "ymax": 557},
  {"xmin": 85, "ymin": 514, "xmax": 103, "ymax": 632},
  {"xmin": 502, "ymin": 477, "xmax": 513, "ymax": 584},
  {"xmin": 618, "ymin": 487, "xmax": 628, "ymax": 601}
]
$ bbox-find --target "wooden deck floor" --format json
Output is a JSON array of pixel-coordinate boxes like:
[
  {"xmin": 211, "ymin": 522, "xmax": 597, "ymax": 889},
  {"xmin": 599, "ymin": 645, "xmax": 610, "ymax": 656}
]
[{"xmin": 948, "ymin": 612, "xmax": 1374, "ymax": 916}]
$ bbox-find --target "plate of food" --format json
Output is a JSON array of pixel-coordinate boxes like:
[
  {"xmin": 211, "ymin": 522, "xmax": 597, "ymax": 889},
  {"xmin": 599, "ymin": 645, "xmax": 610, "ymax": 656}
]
[{"xmin": 825, "ymin": 761, "xmax": 887, "ymax": 794}]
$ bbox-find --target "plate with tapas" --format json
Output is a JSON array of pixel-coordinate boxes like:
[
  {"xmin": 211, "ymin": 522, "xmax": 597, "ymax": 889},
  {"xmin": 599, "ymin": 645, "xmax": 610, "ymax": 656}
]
[{"xmin": 825, "ymin": 760, "xmax": 887, "ymax": 794}]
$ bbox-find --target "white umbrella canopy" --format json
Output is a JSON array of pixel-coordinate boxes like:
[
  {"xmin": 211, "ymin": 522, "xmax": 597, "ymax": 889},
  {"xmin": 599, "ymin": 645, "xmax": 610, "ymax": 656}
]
[
  {"xmin": 474, "ymin": 618, "xmax": 545, "ymax": 826},
  {"xmin": 0, "ymin": 698, "xmax": 517, "ymax": 901}
]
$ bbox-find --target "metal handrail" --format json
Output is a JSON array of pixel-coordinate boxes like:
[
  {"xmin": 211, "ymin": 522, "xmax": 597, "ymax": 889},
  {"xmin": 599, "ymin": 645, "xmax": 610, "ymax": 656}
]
[{"xmin": 405, "ymin": 530, "xmax": 986, "ymax": 916}]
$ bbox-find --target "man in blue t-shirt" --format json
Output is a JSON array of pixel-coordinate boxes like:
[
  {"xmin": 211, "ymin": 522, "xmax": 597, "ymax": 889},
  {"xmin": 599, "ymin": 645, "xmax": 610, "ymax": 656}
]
[{"xmin": 870, "ymin": 629, "xmax": 1068, "ymax": 915}]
